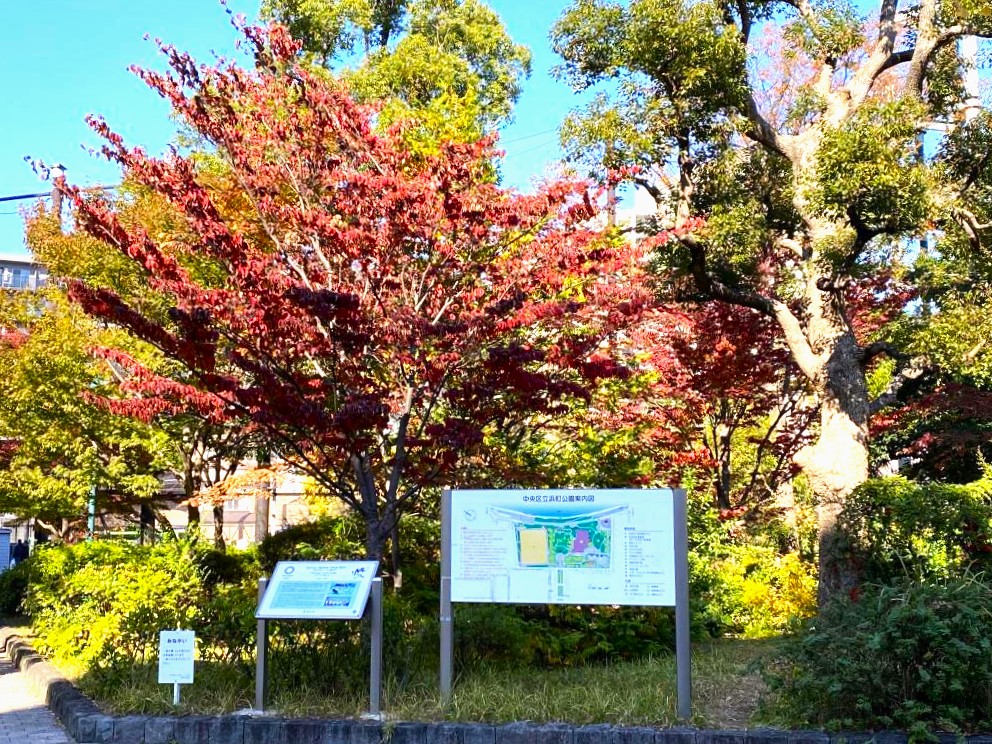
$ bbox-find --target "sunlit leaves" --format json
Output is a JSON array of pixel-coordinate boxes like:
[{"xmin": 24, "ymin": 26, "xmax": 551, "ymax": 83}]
[
  {"xmin": 782, "ymin": 0, "xmax": 864, "ymax": 62},
  {"xmin": 0, "ymin": 291, "xmax": 174, "ymax": 525},
  {"xmin": 52, "ymin": 21, "xmax": 659, "ymax": 556},
  {"xmin": 812, "ymin": 98, "xmax": 933, "ymax": 234},
  {"xmin": 553, "ymin": 0, "xmax": 747, "ymax": 139},
  {"xmin": 263, "ymin": 0, "xmax": 530, "ymax": 143}
]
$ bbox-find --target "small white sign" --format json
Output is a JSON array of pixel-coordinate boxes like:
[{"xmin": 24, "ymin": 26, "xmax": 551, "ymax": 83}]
[
  {"xmin": 256, "ymin": 560, "xmax": 379, "ymax": 620},
  {"xmin": 158, "ymin": 630, "xmax": 195, "ymax": 684}
]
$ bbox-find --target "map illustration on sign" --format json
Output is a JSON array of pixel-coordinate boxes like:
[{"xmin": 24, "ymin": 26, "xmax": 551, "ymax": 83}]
[
  {"xmin": 256, "ymin": 561, "xmax": 379, "ymax": 620},
  {"xmin": 489, "ymin": 505, "xmax": 623, "ymax": 570},
  {"xmin": 450, "ymin": 490, "xmax": 675, "ymax": 606}
]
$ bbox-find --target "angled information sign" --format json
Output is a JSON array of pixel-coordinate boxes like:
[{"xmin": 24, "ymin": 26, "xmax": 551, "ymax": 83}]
[{"xmin": 256, "ymin": 560, "xmax": 379, "ymax": 620}]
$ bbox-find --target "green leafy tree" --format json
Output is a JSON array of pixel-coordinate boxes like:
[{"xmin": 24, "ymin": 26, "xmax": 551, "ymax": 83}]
[
  {"xmin": 553, "ymin": 0, "xmax": 992, "ymax": 601},
  {"xmin": 0, "ymin": 289, "xmax": 175, "ymax": 539},
  {"xmin": 261, "ymin": 0, "xmax": 531, "ymax": 145},
  {"xmin": 28, "ymin": 191, "xmax": 259, "ymax": 549}
]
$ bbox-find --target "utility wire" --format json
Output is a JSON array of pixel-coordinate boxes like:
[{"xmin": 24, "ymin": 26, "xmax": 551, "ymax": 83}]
[
  {"xmin": 499, "ymin": 127, "xmax": 559, "ymax": 145},
  {"xmin": 0, "ymin": 184, "xmax": 118, "ymax": 204}
]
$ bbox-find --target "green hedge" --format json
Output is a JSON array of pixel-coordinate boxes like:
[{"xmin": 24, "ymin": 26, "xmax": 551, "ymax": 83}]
[{"xmin": 773, "ymin": 575, "xmax": 992, "ymax": 734}]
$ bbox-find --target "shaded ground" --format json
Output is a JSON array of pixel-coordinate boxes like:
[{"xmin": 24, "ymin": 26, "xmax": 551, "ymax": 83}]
[{"xmin": 694, "ymin": 639, "xmax": 780, "ymax": 728}]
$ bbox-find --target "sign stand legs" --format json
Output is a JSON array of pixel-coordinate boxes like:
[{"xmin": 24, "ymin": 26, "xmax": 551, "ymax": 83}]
[
  {"xmin": 255, "ymin": 577, "xmax": 269, "ymax": 713},
  {"xmin": 369, "ymin": 577, "xmax": 383, "ymax": 717},
  {"xmin": 439, "ymin": 488, "xmax": 453, "ymax": 702},
  {"xmin": 173, "ymin": 682, "xmax": 180, "ymax": 707},
  {"xmin": 673, "ymin": 488, "xmax": 692, "ymax": 720}
]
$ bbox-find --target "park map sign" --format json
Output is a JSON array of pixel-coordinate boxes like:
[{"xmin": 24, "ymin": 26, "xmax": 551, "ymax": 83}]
[{"xmin": 449, "ymin": 489, "xmax": 676, "ymax": 606}]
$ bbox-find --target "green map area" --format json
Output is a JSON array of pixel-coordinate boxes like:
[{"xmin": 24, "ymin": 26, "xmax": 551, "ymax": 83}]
[{"xmin": 515, "ymin": 519, "xmax": 611, "ymax": 569}]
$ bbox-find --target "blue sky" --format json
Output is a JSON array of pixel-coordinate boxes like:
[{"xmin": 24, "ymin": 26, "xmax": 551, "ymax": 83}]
[{"xmin": 0, "ymin": 1, "xmax": 578, "ymax": 257}]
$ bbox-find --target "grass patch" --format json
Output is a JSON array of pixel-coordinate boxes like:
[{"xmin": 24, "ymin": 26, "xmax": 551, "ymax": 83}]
[{"xmin": 62, "ymin": 639, "xmax": 780, "ymax": 727}]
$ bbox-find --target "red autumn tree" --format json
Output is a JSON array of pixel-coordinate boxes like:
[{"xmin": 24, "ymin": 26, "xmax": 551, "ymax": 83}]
[
  {"xmin": 667, "ymin": 303, "xmax": 814, "ymax": 514},
  {"xmin": 58, "ymin": 22, "xmax": 657, "ymax": 562}
]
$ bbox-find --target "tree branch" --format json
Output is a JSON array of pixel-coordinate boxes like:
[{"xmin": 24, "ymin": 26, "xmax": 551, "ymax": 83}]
[
  {"xmin": 743, "ymin": 90, "xmax": 794, "ymax": 160},
  {"xmin": 846, "ymin": 0, "xmax": 901, "ymax": 109},
  {"xmin": 859, "ymin": 340, "xmax": 907, "ymax": 365},
  {"xmin": 869, "ymin": 354, "xmax": 934, "ymax": 414},
  {"xmin": 633, "ymin": 178, "xmax": 666, "ymax": 204},
  {"xmin": 681, "ymin": 234, "xmax": 821, "ymax": 380}
]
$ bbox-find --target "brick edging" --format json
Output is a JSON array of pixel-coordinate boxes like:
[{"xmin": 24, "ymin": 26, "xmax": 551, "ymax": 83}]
[{"xmin": 0, "ymin": 629, "xmax": 958, "ymax": 744}]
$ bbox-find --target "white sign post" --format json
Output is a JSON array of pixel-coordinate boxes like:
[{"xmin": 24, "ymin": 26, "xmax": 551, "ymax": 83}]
[
  {"xmin": 158, "ymin": 630, "xmax": 195, "ymax": 706},
  {"xmin": 440, "ymin": 488, "xmax": 691, "ymax": 718}
]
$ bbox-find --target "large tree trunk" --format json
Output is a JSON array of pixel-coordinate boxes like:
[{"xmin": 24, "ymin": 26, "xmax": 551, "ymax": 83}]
[{"xmin": 795, "ymin": 332, "xmax": 871, "ymax": 605}]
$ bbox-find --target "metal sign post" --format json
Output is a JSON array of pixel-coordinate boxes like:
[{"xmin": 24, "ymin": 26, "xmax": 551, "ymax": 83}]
[
  {"xmin": 440, "ymin": 488, "xmax": 454, "ymax": 701},
  {"xmin": 368, "ymin": 577, "xmax": 383, "ymax": 717},
  {"xmin": 254, "ymin": 562, "xmax": 381, "ymax": 715},
  {"xmin": 673, "ymin": 488, "xmax": 692, "ymax": 720},
  {"xmin": 255, "ymin": 577, "xmax": 269, "ymax": 712}
]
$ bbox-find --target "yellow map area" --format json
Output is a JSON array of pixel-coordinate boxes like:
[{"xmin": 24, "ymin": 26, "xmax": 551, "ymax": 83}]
[{"xmin": 518, "ymin": 527, "xmax": 549, "ymax": 565}]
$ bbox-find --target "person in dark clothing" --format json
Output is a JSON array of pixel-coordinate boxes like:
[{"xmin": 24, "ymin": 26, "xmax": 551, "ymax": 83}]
[{"xmin": 11, "ymin": 540, "xmax": 28, "ymax": 565}]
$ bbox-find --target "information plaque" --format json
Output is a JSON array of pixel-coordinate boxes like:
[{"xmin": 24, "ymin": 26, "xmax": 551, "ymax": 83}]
[
  {"xmin": 158, "ymin": 630, "xmax": 195, "ymax": 684},
  {"xmin": 256, "ymin": 560, "xmax": 379, "ymax": 620},
  {"xmin": 450, "ymin": 489, "xmax": 676, "ymax": 606}
]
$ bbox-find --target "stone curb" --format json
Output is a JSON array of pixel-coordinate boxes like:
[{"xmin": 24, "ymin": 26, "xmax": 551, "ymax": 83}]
[{"xmin": 0, "ymin": 630, "xmax": 965, "ymax": 744}]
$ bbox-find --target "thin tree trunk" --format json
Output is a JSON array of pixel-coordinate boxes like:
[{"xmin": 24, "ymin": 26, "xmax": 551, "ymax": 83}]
[
  {"xmin": 390, "ymin": 521, "xmax": 402, "ymax": 590},
  {"xmin": 139, "ymin": 503, "xmax": 156, "ymax": 545},
  {"xmin": 213, "ymin": 504, "xmax": 226, "ymax": 551},
  {"xmin": 254, "ymin": 495, "xmax": 269, "ymax": 544},
  {"xmin": 187, "ymin": 505, "xmax": 200, "ymax": 538}
]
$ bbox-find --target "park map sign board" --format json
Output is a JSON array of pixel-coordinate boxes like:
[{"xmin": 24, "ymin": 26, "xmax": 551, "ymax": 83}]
[
  {"xmin": 440, "ymin": 488, "xmax": 691, "ymax": 719},
  {"xmin": 256, "ymin": 560, "xmax": 379, "ymax": 620},
  {"xmin": 449, "ymin": 489, "xmax": 676, "ymax": 606}
]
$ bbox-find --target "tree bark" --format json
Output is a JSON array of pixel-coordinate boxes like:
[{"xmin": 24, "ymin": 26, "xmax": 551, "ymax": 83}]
[
  {"xmin": 213, "ymin": 504, "xmax": 226, "ymax": 551},
  {"xmin": 794, "ymin": 331, "xmax": 871, "ymax": 604},
  {"xmin": 187, "ymin": 504, "xmax": 201, "ymax": 536},
  {"xmin": 254, "ymin": 494, "xmax": 269, "ymax": 544}
]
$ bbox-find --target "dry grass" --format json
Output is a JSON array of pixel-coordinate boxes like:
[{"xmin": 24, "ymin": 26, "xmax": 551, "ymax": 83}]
[{"xmin": 69, "ymin": 639, "xmax": 781, "ymax": 727}]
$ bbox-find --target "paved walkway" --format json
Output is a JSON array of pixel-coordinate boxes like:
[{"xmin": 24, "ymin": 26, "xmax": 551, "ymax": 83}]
[{"xmin": 0, "ymin": 656, "xmax": 73, "ymax": 744}]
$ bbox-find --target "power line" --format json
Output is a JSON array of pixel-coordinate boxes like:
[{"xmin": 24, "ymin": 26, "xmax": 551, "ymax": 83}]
[
  {"xmin": 0, "ymin": 191, "xmax": 52, "ymax": 204},
  {"xmin": 0, "ymin": 184, "xmax": 118, "ymax": 204},
  {"xmin": 500, "ymin": 127, "xmax": 559, "ymax": 145}
]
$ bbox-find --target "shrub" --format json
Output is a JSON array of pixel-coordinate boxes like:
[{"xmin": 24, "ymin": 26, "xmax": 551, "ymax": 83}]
[
  {"xmin": 688, "ymin": 487, "xmax": 817, "ymax": 638},
  {"xmin": 195, "ymin": 546, "xmax": 260, "ymax": 588},
  {"xmin": 694, "ymin": 545, "xmax": 817, "ymax": 638},
  {"xmin": 772, "ymin": 575, "xmax": 992, "ymax": 733},
  {"xmin": 24, "ymin": 539, "xmax": 202, "ymax": 673},
  {"xmin": 257, "ymin": 515, "xmax": 366, "ymax": 573},
  {"xmin": 455, "ymin": 604, "xmax": 539, "ymax": 669},
  {"xmin": 196, "ymin": 581, "xmax": 259, "ymax": 665},
  {"xmin": 0, "ymin": 558, "xmax": 32, "ymax": 616},
  {"xmin": 840, "ymin": 475, "xmax": 992, "ymax": 582}
]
